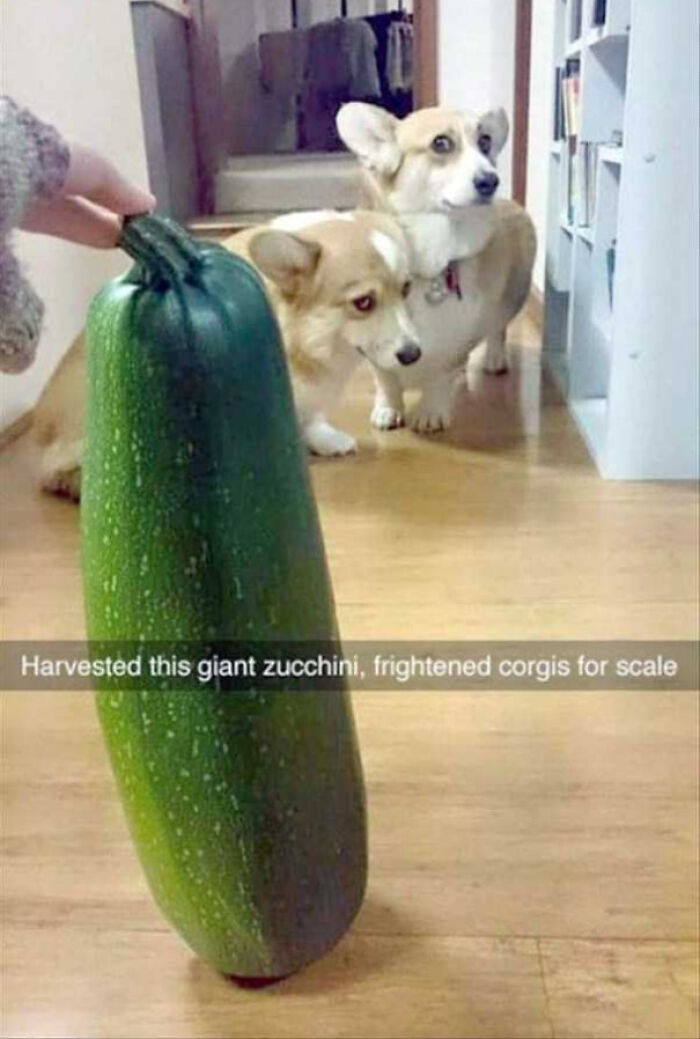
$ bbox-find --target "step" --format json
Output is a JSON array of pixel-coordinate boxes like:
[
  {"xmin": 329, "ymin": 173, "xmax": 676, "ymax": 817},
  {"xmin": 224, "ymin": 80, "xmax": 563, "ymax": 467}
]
[
  {"xmin": 215, "ymin": 152, "xmax": 361, "ymax": 215},
  {"xmin": 189, "ymin": 213, "xmax": 288, "ymax": 241}
]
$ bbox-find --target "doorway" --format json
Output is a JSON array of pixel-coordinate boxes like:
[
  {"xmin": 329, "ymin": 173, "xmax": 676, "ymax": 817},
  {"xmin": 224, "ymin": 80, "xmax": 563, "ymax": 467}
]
[
  {"xmin": 131, "ymin": 1, "xmax": 535, "ymax": 225},
  {"xmin": 211, "ymin": 0, "xmax": 434, "ymax": 218}
]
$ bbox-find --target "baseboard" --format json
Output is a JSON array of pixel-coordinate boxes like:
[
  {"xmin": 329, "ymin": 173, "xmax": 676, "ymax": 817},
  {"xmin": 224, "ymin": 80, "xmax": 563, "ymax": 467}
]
[
  {"xmin": 188, "ymin": 213, "xmax": 288, "ymax": 240},
  {"xmin": 0, "ymin": 409, "xmax": 33, "ymax": 452},
  {"xmin": 187, "ymin": 215, "xmax": 257, "ymax": 240}
]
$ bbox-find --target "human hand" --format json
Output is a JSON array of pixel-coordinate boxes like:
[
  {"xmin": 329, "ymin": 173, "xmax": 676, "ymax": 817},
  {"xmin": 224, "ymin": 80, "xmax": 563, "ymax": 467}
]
[{"xmin": 20, "ymin": 144, "xmax": 155, "ymax": 248}]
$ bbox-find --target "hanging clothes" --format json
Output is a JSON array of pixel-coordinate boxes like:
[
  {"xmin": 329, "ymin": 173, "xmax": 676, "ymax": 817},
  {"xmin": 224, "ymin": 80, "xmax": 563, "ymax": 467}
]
[
  {"xmin": 344, "ymin": 18, "xmax": 382, "ymax": 99},
  {"xmin": 387, "ymin": 20, "xmax": 413, "ymax": 94},
  {"xmin": 259, "ymin": 29, "xmax": 309, "ymax": 98},
  {"xmin": 305, "ymin": 18, "xmax": 380, "ymax": 99},
  {"xmin": 364, "ymin": 11, "xmax": 413, "ymax": 118},
  {"xmin": 302, "ymin": 17, "xmax": 381, "ymax": 151},
  {"xmin": 257, "ymin": 10, "xmax": 392, "ymax": 151}
]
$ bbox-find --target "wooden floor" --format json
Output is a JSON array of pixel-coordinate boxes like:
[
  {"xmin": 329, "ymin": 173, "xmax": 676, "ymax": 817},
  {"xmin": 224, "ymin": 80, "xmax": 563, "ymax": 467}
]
[{"xmin": 1, "ymin": 315, "xmax": 698, "ymax": 1039}]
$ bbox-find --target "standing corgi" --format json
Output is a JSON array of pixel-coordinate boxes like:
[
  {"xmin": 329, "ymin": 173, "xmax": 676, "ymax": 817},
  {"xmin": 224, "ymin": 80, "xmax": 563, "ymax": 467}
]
[
  {"xmin": 226, "ymin": 210, "xmax": 420, "ymax": 456},
  {"xmin": 337, "ymin": 103, "xmax": 537, "ymax": 433}
]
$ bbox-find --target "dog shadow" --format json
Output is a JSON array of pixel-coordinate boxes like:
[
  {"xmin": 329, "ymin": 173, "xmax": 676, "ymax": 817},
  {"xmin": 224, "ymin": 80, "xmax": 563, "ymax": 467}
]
[
  {"xmin": 435, "ymin": 341, "xmax": 544, "ymax": 454},
  {"xmin": 308, "ymin": 342, "xmax": 559, "ymax": 527}
]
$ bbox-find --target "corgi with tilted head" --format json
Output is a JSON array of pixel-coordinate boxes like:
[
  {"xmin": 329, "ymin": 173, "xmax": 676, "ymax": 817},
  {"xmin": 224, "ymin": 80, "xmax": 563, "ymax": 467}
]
[
  {"xmin": 33, "ymin": 209, "xmax": 420, "ymax": 499},
  {"xmin": 336, "ymin": 102, "xmax": 537, "ymax": 433},
  {"xmin": 225, "ymin": 210, "xmax": 420, "ymax": 456}
]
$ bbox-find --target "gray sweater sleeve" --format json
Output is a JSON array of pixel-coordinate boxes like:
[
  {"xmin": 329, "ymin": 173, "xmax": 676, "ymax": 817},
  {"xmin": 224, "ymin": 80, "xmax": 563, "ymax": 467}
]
[{"xmin": 0, "ymin": 96, "xmax": 70, "ymax": 373}]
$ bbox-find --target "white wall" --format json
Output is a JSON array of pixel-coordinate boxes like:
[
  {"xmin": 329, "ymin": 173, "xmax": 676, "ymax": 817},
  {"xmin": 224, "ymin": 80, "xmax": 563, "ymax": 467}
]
[
  {"xmin": 438, "ymin": 0, "xmax": 555, "ymax": 291},
  {"xmin": 1, "ymin": 0, "xmax": 150, "ymax": 430},
  {"xmin": 439, "ymin": 0, "xmax": 492, "ymax": 112},
  {"xmin": 488, "ymin": 0, "xmax": 516, "ymax": 197},
  {"xmin": 526, "ymin": 0, "xmax": 556, "ymax": 293},
  {"xmin": 438, "ymin": 0, "xmax": 516, "ymax": 197}
]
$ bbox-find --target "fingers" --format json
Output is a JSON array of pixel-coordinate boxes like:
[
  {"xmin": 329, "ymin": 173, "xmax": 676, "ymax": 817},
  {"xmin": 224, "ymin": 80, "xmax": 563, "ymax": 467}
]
[
  {"xmin": 20, "ymin": 197, "xmax": 123, "ymax": 248},
  {"xmin": 19, "ymin": 143, "xmax": 155, "ymax": 249},
  {"xmin": 62, "ymin": 143, "xmax": 155, "ymax": 215}
]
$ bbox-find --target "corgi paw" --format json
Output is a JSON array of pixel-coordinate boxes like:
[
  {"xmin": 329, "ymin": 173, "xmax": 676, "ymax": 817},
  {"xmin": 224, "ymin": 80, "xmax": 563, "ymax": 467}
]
[
  {"xmin": 483, "ymin": 357, "xmax": 509, "ymax": 375},
  {"xmin": 483, "ymin": 339, "xmax": 509, "ymax": 375},
  {"xmin": 306, "ymin": 425, "xmax": 358, "ymax": 457},
  {"xmin": 410, "ymin": 404, "xmax": 451, "ymax": 435},
  {"xmin": 371, "ymin": 405, "xmax": 405, "ymax": 431}
]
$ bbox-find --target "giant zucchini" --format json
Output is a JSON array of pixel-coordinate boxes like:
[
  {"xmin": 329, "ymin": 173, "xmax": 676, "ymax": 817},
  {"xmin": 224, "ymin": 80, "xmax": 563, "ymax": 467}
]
[{"xmin": 81, "ymin": 215, "xmax": 367, "ymax": 979}]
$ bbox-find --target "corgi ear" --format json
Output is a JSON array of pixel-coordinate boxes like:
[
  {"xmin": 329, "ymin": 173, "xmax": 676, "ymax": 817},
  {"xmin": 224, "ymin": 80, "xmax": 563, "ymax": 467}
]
[
  {"xmin": 249, "ymin": 231, "xmax": 321, "ymax": 297},
  {"xmin": 336, "ymin": 103, "xmax": 402, "ymax": 177},
  {"xmin": 477, "ymin": 107, "xmax": 509, "ymax": 160}
]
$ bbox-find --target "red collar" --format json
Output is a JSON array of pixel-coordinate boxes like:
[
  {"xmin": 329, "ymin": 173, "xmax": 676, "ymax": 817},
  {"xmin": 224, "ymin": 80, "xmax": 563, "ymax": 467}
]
[{"xmin": 445, "ymin": 261, "xmax": 463, "ymax": 300}]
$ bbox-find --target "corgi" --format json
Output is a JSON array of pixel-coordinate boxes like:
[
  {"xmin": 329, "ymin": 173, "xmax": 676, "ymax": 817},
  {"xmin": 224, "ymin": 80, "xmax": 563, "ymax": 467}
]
[
  {"xmin": 33, "ymin": 209, "xmax": 420, "ymax": 499},
  {"xmin": 33, "ymin": 330, "xmax": 86, "ymax": 501},
  {"xmin": 225, "ymin": 210, "xmax": 420, "ymax": 456},
  {"xmin": 336, "ymin": 103, "xmax": 537, "ymax": 433}
]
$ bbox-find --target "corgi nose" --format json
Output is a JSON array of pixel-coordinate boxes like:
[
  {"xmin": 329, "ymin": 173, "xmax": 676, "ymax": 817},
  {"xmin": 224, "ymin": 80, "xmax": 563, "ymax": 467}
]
[
  {"xmin": 396, "ymin": 342, "xmax": 422, "ymax": 366},
  {"xmin": 474, "ymin": 171, "xmax": 500, "ymax": 198}
]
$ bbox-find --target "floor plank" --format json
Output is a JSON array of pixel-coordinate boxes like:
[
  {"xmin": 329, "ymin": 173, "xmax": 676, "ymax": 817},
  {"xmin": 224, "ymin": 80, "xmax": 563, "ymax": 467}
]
[{"xmin": 539, "ymin": 939, "xmax": 699, "ymax": 1039}]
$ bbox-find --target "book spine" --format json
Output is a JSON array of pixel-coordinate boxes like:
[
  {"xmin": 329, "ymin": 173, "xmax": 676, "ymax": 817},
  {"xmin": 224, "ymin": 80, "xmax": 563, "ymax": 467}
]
[
  {"xmin": 593, "ymin": 0, "xmax": 607, "ymax": 27},
  {"xmin": 554, "ymin": 67, "xmax": 564, "ymax": 140}
]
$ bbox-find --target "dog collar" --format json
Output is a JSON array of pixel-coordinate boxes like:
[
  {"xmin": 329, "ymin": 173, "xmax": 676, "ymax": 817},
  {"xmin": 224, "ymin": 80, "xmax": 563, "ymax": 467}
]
[{"xmin": 424, "ymin": 261, "xmax": 463, "ymax": 305}]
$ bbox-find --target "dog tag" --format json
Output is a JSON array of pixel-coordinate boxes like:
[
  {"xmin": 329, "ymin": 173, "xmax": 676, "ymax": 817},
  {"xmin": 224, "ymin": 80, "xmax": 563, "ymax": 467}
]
[
  {"xmin": 424, "ymin": 262, "xmax": 463, "ymax": 306},
  {"xmin": 424, "ymin": 277, "xmax": 450, "ymax": 305}
]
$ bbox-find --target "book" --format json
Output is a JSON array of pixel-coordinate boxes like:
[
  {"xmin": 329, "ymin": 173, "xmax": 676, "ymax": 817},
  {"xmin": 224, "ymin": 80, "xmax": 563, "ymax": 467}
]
[
  {"xmin": 607, "ymin": 239, "xmax": 617, "ymax": 309},
  {"xmin": 565, "ymin": 139, "xmax": 578, "ymax": 227},
  {"xmin": 571, "ymin": 0, "xmax": 583, "ymax": 41},
  {"xmin": 577, "ymin": 143, "xmax": 599, "ymax": 228},
  {"xmin": 553, "ymin": 67, "xmax": 564, "ymax": 140},
  {"xmin": 564, "ymin": 75, "xmax": 577, "ymax": 137},
  {"xmin": 561, "ymin": 58, "xmax": 581, "ymax": 139},
  {"xmin": 577, "ymin": 144, "xmax": 588, "ymax": 226},
  {"xmin": 587, "ymin": 145, "xmax": 598, "ymax": 226}
]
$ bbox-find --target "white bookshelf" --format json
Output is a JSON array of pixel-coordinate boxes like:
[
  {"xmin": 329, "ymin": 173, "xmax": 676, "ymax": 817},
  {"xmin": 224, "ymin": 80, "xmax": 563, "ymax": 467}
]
[{"xmin": 543, "ymin": 0, "xmax": 699, "ymax": 479}]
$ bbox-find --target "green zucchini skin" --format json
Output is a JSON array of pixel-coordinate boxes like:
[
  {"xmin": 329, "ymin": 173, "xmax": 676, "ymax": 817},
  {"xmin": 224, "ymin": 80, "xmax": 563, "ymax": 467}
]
[{"xmin": 82, "ymin": 217, "xmax": 366, "ymax": 977}]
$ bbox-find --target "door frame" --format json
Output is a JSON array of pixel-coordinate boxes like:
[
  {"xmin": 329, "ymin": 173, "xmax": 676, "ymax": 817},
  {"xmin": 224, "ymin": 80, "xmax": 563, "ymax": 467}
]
[
  {"xmin": 415, "ymin": 0, "xmax": 438, "ymax": 107},
  {"xmin": 512, "ymin": 0, "xmax": 533, "ymax": 205}
]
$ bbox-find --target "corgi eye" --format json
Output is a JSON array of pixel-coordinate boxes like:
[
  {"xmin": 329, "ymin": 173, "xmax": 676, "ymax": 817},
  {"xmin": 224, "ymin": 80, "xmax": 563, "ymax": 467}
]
[
  {"xmin": 431, "ymin": 134, "xmax": 455, "ymax": 155},
  {"xmin": 352, "ymin": 293, "xmax": 376, "ymax": 313},
  {"xmin": 477, "ymin": 133, "xmax": 492, "ymax": 156},
  {"xmin": 401, "ymin": 281, "xmax": 412, "ymax": 299}
]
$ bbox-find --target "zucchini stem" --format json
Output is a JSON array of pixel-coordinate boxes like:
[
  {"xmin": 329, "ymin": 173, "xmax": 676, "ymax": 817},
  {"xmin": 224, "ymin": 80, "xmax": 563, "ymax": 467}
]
[
  {"xmin": 158, "ymin": 218, "xmax": 205, "ymax": 270},
  {"xmin": 119, "ymin": 215, "xmax": 202, "ymax": 287}
]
